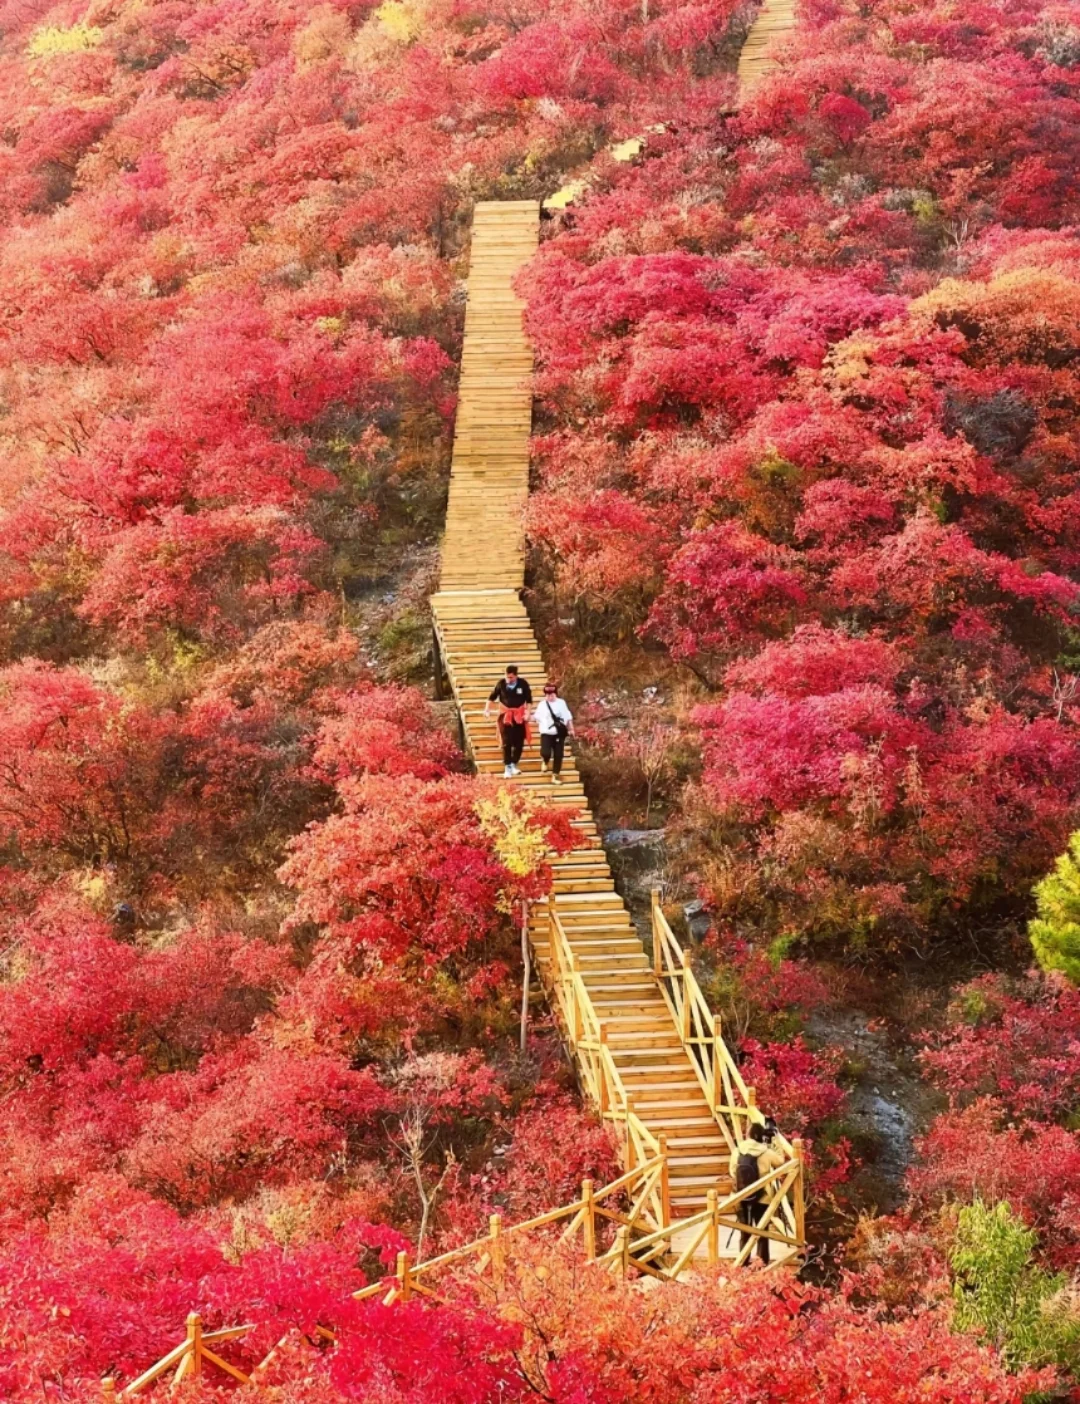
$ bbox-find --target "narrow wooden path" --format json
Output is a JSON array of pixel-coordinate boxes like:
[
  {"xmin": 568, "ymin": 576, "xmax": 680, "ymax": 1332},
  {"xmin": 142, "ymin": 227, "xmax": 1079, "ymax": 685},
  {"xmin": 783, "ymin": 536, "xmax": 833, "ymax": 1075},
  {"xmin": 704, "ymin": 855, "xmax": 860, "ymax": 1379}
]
[
  {"xmin": 738, "ymin": 0, "xmax": 798, "ymax": 85},
  {"xmin": 433, "ymin": 205, "xmax": 743, "ymax": 1236}
]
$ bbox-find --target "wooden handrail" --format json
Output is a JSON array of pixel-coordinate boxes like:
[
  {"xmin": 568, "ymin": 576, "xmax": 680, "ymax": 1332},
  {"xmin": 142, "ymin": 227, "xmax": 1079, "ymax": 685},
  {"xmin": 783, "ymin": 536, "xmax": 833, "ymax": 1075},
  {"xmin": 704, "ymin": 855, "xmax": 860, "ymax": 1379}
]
[
  {"xmin": 108, "ymin": 1139, "xmax": 807, "ymax": 1398},
  {"xmin": 352, "ymin": 1152, "xmax": 667, "ymax": 1304},
  {"xmin": 648, "ymin": 888, "xmax": 803, "ymax": 1243},
  {"xmin": 112, "ymin": 1315, "xmax": 257, "ymax": 1397},
  {"xmin": 543, "ymin": 902, "xmax": 670, "ymax": 1234}
]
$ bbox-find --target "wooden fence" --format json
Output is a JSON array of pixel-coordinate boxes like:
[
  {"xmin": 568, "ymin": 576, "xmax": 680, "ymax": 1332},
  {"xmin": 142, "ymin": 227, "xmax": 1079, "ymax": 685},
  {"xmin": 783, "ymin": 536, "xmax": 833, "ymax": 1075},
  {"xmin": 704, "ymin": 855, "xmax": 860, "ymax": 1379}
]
[
  {"xmin": 649, "ymin": 887, "xmax": 805, "ymax": 1250},
  {"xmin": 103, "ymin": 1135, "xmax": 803, "ymax": 1396}
]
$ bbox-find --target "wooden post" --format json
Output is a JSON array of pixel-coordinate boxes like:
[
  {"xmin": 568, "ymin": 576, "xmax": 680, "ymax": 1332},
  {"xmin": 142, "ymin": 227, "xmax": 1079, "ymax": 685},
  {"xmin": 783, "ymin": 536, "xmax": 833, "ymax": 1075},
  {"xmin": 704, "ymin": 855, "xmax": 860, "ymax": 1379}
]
[
  {"xmin": 680, "ymin": 949, "xmax": 692, "ymax": 1042},
  {"xmin": 101, "ymin": 1379, "xmax": 117, "ymax": 1403},
  {"xmin": 707, "ymin": 1189, "xmax": 719, "ymax": 1265},
  {"xmin": 570, "ymin": 953, "xmax": 583, "ymax": 1043},
  {"xmin": 432, "ymin": 626, "xmax": 446, "ymax": 700},
  {"xmin": 614, "ymin": 1224, "xmax": 630, "ymax": 1277},
  {"xmin": 658, "ymin": 1132, "xmax": 671, "ymax": 1225},
  {"xmin": 396, "ymin": 1251, "xmax": 412, "ymax": 1303},
  {"xmin": 489, "ymin": 1214, "xmax": 505, "ymax": 1288},
  {"xmin": 624, "ymin": 1097, "xmax": 635, "ymax": 1172},
  {"xmin": 741, "ymin": 1078, "xmax": 758, "ymax": 1145},
  {"xmin": 792, "ymin": 1138, "xmax": 806, "ymax": 1251},
  {"xmin": 651, "ymin": 886, "xmax": 662, "ymax": 974},
  {"xmin": 711, "ymin": 1031, "xmax": 721, "ymax": 1114},
  {"xmin": 598, "ymin": 1023, "xmax": 609, "ymax": 1115},
  {"xmin": 186, "ymin": 1313, "xmax": 203, "ymax": 1378},
  {"xmin": 581, "ymin": 1179, "xmax": 596, "ymax": 1260}
]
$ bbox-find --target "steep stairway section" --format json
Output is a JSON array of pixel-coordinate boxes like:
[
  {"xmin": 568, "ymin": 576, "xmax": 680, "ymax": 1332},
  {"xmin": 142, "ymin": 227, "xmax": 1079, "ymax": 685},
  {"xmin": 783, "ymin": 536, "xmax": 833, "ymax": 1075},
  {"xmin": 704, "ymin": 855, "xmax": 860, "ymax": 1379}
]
[{"xmin": 431, "ymin": 201, "xmax": 733, "ymax": 1223}]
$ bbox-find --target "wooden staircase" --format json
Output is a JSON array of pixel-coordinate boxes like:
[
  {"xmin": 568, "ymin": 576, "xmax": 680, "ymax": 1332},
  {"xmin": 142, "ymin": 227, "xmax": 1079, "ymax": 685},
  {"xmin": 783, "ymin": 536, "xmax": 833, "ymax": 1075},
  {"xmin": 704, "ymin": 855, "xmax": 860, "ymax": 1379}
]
[{"xmin": 430, "ymin": 202, "xmax": 802, "ymax": 1254}]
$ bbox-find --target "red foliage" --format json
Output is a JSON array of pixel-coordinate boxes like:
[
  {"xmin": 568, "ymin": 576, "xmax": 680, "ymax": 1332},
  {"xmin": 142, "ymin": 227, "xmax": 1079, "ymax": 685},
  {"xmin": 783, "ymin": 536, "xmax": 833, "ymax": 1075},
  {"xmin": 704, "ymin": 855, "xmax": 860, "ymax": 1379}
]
[
  {"xmin": 908, "ymin": 1100, "xmax": 1080, "ymax": 1269},
  {"xmin": 524, "ymin": 0, "xmax": 1080, "ymax": 945},
  {"xmin": 0, "ymin": 0, "xmax": 1077, "ymax": 1388},
  {"xmin": 920, "ymin": 971, "xmax": 1080, "ymax": 1126},
  {"xmin": 691, "ymin": 625, "xmax": 1080, "ymax": 942}
]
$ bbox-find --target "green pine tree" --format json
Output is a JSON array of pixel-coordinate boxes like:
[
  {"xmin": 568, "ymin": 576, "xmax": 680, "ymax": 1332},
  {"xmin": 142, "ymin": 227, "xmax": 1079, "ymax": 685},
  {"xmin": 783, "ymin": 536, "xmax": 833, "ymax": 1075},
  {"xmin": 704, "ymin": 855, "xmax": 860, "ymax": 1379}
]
[{"xmin": 1029, "ymin": 832, "xmax": 1080, "ymax": 984}]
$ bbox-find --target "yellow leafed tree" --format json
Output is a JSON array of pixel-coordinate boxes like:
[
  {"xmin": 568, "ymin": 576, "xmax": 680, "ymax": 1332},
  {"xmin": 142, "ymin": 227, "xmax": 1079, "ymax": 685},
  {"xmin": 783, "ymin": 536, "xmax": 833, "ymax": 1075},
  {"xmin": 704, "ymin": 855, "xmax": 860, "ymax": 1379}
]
[
  {"xmin": 28, "ymin": 23, "xmax": 104, "ymax": 58},
  {"xmin": 475, "ymin": 787, "xmax": 552, "ymax": 1052}
]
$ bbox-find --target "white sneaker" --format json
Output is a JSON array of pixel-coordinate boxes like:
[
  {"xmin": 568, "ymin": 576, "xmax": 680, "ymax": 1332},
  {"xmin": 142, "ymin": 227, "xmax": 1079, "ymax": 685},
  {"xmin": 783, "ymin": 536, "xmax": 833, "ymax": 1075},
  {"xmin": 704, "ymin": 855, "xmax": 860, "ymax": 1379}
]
[
  {"xmin": 509, "ymin": 764, "xmax": 521, "ymax": 776},
  {"xmin": 503, "ymin": 765, "xmax": 513, "ymax": 778},
  {"xmin": 540, "ymin": 761, "xmax": 548, "ymax": 774}
]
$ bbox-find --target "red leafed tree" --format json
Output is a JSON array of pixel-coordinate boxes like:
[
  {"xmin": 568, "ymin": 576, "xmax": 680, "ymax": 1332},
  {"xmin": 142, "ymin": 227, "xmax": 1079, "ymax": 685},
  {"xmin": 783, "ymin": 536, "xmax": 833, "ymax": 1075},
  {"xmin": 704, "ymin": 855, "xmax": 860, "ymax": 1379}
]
[
  {"xmin": 282, "ymin": 686, "xmax": 576, "ymax": 968},
  {"xmin": 689, "ymin": 625, "xmax": 1080, "ymax": 945},
  {"xmin": 919, "ymin": 971, "xmax": 1080, "ymax": 1126}
]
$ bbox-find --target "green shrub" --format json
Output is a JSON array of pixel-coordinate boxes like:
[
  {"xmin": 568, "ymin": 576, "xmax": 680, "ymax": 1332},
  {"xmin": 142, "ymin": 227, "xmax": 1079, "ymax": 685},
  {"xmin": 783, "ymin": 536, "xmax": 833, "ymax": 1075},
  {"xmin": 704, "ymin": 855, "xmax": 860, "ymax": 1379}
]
[
  {"xmin": 1029, "ymin": 832, "xmax": 1080, "ymax": 983},
  {"xmin": 951, "ymin": 1200, "xmax": 1080, "ymax": 1375}
]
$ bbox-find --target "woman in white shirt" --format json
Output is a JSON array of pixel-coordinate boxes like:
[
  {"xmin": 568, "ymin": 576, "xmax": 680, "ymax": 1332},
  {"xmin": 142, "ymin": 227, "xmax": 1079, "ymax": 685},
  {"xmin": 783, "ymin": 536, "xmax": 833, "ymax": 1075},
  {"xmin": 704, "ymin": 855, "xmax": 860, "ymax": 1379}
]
[{"xmin": 535, "ymin": 680, "xmax": 575, "ymax": 784}]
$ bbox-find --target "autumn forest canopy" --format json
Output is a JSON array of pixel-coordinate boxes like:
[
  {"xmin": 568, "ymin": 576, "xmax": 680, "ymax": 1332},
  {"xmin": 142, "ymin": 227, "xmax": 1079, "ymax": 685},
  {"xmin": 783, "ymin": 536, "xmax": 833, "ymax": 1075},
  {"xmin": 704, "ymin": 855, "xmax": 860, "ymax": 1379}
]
[{"xmin": 2, "ymin": 0, "xmax": 1080, "ymax": 1396}]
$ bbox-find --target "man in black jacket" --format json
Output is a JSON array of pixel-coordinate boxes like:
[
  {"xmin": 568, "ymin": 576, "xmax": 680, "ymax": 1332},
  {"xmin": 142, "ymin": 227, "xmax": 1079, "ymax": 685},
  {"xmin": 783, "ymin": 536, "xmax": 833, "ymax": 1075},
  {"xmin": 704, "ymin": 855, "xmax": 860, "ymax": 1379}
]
[{"xmin": 484, "ymin": 665, "xmax": 533, "ymax": 776}]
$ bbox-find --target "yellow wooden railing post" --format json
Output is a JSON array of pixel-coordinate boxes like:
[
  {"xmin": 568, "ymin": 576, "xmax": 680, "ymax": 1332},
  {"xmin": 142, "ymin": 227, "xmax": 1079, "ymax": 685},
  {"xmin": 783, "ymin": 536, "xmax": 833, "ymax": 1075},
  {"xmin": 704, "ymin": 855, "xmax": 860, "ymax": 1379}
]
[
  {"xmin": 614, "ymin": 1224, "xmax": 630, "ymax": 1277},
  {"xmin": 624, "ymin": 1097, "xmax": 636, "ymax": 1172},
  {"xmin": 489, "ymin": 1213, "xmax": 505, "ymax": 1288},
  {"xmin": 101, "ymin": 1378, "xmax": 117, "ymax": 1403},
  {"xmin": 707, "ymin": 1189, "xmax": 719, "ymax": 1264},
  {"xmin": 711, "ymin": 1027, "xmax": 722, "ymax": 1115},
  {"xmin": 743, "ymin": 1084, "xmax": 756, "ymax": 1143},
  {"xmin": 598, "ymin": 1022, "xmax": 609, "ymax": 1115},
  {"xmin": 792, "ymin": 1138, "xmax": 806, "ymax": 1250},
  {"xmin": 658, "ymin": 1131, "xmax": 671, "ymax": 1226},
  {"xmin": 570, "ymin": 953, "xmax": 583, "ymax": 1044},
  {"xmin": 396, "ymin": 1251, "xmax": 412, "ymax": 1302},
  {"xmin": 581, "ymin": 1178, "xmax": 596, "ymax": 1260},
  {"xmin": 651, "ymin": 886, "xmax": 662, "ymax": 974},
  {"xmin": 187, "ymin": 1313, "xmax": 203, "ymax": 1379},
  {"xmin": 680, "ymin": 949, "xmax": 692, "ymax": 1042}
]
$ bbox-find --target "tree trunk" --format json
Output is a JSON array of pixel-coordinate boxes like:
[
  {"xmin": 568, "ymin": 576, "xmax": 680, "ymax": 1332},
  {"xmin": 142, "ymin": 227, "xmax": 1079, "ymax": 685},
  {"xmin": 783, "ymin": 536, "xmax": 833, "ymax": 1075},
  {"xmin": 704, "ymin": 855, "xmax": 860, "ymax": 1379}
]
[{"xmin": 520, "ymin": 902, "xmax": 531, "ymax": 1054}]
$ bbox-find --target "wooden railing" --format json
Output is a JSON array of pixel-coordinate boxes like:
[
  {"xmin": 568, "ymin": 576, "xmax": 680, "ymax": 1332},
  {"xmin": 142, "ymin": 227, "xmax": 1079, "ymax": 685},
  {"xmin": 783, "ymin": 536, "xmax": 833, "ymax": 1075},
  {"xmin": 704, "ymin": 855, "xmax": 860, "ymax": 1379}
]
[
  {"xmin": 652, "ymin": 888, "xmax": 752, "ymax": 1150},
  {"xmin": 545, "ymin": 904, "xmax": 671, "ymax": 1229},
  {"xmin": 352, "ymin": 1152, "xmax": 668, "ymax": 1306},
  {"xmin": 102, "ymin": 1317, "xmax": 257, "ymax": 1397},
  {"xmin": 103, "ymin": 1138, "xmax": 805, "ymax": 1396},
  {"xmin": 649, "ymin": 887, "xmax": 804, "ymax": 1248}
]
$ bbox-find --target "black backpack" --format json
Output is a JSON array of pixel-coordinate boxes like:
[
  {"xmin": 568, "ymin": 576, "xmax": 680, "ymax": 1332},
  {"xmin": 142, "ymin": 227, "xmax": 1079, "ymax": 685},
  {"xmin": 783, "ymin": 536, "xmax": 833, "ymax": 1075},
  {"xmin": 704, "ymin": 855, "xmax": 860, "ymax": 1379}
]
[
  {"xmin": 736, "ymin": 1150, "xmax": 763, "ymax": 1200},
  {"xmin": 543, "ymin": 700, "xmax": 569, "ymax": 741}
]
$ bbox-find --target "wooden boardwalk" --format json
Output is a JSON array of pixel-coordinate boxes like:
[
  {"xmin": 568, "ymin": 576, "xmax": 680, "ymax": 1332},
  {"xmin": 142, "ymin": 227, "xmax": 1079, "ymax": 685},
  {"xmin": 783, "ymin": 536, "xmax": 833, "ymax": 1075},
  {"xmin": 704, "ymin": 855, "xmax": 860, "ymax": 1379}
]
[
  {"xmin": 430, "ymin": 206, "xmax": 805, "ymax": 1250},
  {"xmin": 738, "ymin": 0, "xmax": 798, "ymax": 85}
]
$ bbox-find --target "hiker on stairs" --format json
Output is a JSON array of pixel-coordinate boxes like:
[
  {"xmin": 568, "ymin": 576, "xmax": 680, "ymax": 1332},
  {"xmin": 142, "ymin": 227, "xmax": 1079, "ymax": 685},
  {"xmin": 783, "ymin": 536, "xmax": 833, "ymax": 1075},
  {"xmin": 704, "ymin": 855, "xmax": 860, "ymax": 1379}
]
[
  {"xmin": 729, "ymin": 1111, "xmax": 785, "ymax": 1265},
  {"xmin": 535, "ymin": 680, "xmax": 574, "ymax": 785},
  {"xmin": 485, "ymin": 664, "xmax": 533, "ymax": 777}
]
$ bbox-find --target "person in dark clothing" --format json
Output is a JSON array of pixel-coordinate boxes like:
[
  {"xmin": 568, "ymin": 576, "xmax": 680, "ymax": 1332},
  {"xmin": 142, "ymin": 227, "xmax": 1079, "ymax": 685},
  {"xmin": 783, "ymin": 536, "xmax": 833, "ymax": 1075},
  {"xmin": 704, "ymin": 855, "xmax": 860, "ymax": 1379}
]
[
  {"xmin": 728, "ymin": 1115, "xmax": 785, "ymax": 1264},
  {"xmin": 484, "ymin": 665, "xmax": 533, "ymax": 777}
]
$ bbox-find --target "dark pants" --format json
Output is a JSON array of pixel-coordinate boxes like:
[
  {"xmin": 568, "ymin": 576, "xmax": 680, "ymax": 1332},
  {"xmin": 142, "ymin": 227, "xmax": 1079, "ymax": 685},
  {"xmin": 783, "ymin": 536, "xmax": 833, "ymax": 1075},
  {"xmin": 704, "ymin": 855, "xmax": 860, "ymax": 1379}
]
[
  {"xmin": 501, "ymin": 721, "xmax": 525, "ymax": 766},
  {"xmin": 540, "ymin": 733, "xmax": 566, "ymax": 774},
  {"xmin": 737, "ymin": 1197, "xmax": 770, "ymax": 1263}
]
